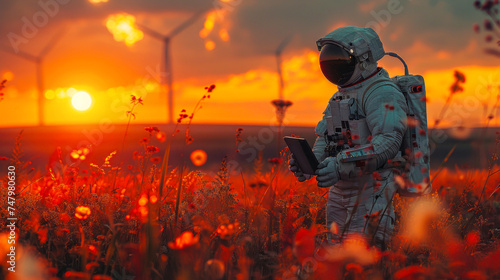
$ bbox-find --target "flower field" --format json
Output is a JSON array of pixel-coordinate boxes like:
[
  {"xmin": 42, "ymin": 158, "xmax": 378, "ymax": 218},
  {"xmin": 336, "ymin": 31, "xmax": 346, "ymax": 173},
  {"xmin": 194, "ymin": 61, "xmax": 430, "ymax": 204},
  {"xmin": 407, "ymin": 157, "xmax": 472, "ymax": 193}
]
[{"xmin": 0, "ymin": 85, "xmax": 499, "ymax": 280}]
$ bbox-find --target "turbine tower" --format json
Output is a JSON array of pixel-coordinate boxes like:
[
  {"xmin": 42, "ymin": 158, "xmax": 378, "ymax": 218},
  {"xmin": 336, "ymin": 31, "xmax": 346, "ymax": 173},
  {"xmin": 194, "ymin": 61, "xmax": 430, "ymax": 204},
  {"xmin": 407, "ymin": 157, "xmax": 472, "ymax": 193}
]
[
  {"xmin": 136, "ymin": 10, "xmax": 207, "ymax": 124},
  {"xmin": 271, "ymin": 36, "xmax": 294, "ymax": 154},
  {"xmin": 275, "ymin": 36, "xmax": 292, "ymax": 101}
]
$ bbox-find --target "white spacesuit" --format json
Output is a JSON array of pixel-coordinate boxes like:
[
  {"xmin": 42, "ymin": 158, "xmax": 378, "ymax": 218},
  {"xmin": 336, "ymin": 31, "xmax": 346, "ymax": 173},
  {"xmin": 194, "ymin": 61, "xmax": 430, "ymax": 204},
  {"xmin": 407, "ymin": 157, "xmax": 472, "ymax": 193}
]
[{"xmin": 289, "ymin": 26, "xmax": 408, "ymax": 249}]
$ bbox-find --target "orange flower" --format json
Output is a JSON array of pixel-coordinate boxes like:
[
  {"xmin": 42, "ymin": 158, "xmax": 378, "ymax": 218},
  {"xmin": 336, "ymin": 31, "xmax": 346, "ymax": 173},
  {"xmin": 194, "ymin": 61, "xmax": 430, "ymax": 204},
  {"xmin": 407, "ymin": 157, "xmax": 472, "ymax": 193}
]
[
  {"xmin": 75, "ymin": 206, "xmax": 91, "ymax": 220},
  {"xmin": 70, "ymin": 147, "xmax": 90, "ymax": 161},
  {"xmin": 156, "ymin": 132, "xmax": 166, "ymax": 142},
  {"xmin": 138, "ymin": 195, "xmax": 148, "ymax": 206},
  {"xmin": 168, "ymin": 231, "xmax": 199, "ymax": 249},
  {"xmin": 190, "ymin": 150, "xmax": 207, "ymax": 166}
]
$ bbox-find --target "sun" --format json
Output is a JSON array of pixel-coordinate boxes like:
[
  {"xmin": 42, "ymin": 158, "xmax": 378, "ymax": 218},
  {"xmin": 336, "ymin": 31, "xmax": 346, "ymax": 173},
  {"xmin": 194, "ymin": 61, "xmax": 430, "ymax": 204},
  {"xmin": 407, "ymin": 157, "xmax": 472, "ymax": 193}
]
[{"xmin": 71, "ymin": 91, "xmax": 92, "ymax": 111}]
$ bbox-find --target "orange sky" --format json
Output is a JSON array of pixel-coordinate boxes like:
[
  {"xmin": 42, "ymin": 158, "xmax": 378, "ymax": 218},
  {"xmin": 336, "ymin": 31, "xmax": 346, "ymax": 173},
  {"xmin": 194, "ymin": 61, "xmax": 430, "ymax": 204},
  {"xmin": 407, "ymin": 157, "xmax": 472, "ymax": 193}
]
[
  {"xmin": 2, "ymin": 48, "xmax": 500, "ymax": 128},
  {"xmin": 0, "ymin": 0, "xmax": 499, "ymax": 128}
]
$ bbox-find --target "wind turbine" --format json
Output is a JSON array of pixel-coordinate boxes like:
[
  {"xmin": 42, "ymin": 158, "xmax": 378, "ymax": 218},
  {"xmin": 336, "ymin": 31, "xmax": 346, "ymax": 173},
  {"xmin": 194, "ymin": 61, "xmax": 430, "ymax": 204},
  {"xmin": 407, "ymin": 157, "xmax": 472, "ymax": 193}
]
[
  {"xmin": 270, "ymin": 36, "xmax": 294, "ymax": 156},
  {"xmin": 271, "ymin": 36, "xmax": 294, "ymax": 128},
  {"xmin": 0, "ymin": 30, "xmax": 65, "ymax": 126},
  {"xmin": 135, "ymin": 10, "xmax": 207, "ymax": 124}
]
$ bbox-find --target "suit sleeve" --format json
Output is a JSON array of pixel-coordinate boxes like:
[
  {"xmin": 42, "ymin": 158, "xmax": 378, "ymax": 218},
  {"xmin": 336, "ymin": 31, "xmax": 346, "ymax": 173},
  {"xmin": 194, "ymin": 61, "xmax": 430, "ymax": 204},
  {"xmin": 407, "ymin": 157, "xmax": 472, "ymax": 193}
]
[{"xmin": 364, "ymin": 85, "xmax": 408, "ymax": 169}]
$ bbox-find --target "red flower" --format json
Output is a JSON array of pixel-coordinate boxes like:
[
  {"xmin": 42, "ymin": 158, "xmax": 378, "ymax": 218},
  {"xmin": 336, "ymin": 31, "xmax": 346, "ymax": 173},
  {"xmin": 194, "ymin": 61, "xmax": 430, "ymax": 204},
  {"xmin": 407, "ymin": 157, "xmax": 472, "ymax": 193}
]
[
  {"xmin": 204, "ymin": 84, "xmax": 216, "ymax": 93},
  {"xmin": 384, "ymin": 104, "xmax": 394, "ymax": 110},
  {"xmin": 484, "ymin": 19, "xmax": 493, "ymax": 31},
  {"xmin": 466, "ymin": 231, "xmax": 480, "ymax": 248},
  {"xmin": 473, "ymin": 23, "xmax": 480, "ymax": 33},
  {"xmin": 177, "ymin": 113, "xmax": 189, "ymax": 123},
  {"xmin": 454, "ymin": 70, "xmax": 466, "ymax": 83},
  {"xmin": 146, "ymin": 146, "xmax": 159, "ymax": 154},
  {"xmin": 139, "ymin": 137, "xmax": 150, "ymax": 145},
  {"xmin": 372, "ymin": 171, "xmax": 382, "ymax": 181},
  {"xmin": 351, "ymin": 134, "xmax": 360, "ymax": 140},
  {"xmin": 150, "ymin": 156, "xmax": 161, "ymax": 163},
  {"xmin": 145, "ymin": 126, "xmax": 159, "ymax": 134}
]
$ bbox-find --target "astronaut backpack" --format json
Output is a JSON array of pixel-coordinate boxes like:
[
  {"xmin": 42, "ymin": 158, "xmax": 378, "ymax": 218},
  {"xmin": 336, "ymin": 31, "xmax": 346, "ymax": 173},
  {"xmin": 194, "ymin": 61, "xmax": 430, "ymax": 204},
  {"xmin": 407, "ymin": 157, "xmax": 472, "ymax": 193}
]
[{"xmin": 364, "ymin": 52, "xmax": 432, "ymax": 197}]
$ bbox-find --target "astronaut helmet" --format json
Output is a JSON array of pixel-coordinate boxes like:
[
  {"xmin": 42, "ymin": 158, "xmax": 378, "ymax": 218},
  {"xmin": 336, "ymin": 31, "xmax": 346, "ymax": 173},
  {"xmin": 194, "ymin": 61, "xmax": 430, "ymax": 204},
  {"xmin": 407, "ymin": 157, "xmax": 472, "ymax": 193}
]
[{"xmin": 316, "ymin": 26, "xmax": 385, "ymax": 86}]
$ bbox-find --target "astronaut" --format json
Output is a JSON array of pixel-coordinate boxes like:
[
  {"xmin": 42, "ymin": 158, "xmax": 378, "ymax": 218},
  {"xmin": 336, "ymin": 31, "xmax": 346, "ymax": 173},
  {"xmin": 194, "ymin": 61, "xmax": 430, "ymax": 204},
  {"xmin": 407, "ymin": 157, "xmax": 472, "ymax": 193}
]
[{"xmin": 289, "ymin": 26, "xmax": 408, "ymax": 249}]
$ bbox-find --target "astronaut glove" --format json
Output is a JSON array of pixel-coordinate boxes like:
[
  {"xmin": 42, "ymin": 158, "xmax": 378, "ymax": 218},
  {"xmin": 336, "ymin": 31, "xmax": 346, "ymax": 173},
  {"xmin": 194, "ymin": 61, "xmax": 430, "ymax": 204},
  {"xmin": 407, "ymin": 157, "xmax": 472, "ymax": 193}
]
[
  {"xmin": 288, "ymin": 158, "xmax": 312, "ymax": 182},
  {"xmin": 315, "ymin": 157, "xmax": 340, "ymax": 188}
]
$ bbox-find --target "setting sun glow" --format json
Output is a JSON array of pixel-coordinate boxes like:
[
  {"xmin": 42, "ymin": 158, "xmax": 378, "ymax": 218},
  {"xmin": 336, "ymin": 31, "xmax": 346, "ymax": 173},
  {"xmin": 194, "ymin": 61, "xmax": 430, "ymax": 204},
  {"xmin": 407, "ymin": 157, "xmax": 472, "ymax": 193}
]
[
  {"xmin": 106, "ymin": 13, "xmax": 144, "ymax": 46},
  {"xmin": 71, "ymin": 91, "xmax": 92, "ymax": 111}
]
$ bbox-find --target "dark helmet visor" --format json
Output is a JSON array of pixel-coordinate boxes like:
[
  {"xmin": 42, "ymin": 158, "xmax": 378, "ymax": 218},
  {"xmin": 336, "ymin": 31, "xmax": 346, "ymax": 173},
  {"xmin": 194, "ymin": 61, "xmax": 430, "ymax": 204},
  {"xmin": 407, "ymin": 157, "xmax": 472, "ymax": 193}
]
[{"xmin": 319, "ymin": 43, "xmax": 357, "ymax": 86}]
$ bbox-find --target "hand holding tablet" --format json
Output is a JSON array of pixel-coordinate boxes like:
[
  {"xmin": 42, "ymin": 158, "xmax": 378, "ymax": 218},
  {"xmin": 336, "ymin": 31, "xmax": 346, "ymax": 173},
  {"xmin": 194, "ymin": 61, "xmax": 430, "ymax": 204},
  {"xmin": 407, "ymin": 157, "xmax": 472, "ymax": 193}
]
[{"xmin": 284, "ymin": 136, "xmax": 319, "ymax": 175}]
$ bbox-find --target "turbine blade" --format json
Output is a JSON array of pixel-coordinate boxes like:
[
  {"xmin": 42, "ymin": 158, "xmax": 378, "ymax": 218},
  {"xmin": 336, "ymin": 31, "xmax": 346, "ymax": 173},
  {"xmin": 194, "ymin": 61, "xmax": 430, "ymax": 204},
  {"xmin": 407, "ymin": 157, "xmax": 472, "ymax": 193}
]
[
  {"xmin": 39, "ymin": 28, "xmax": 66, "ymax": 58},
  {"xmin": 167, "ymin": 9, "xmax": 208, "ymax": 38}
]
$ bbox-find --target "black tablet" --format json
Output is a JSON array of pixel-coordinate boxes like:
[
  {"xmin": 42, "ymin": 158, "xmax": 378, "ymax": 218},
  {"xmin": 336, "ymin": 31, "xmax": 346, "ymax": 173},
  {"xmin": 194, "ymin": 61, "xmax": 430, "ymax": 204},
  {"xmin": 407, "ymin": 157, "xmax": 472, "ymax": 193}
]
[{"xmin": 284, "ymin": 136, "xmax": 319, "ymax": 175}]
